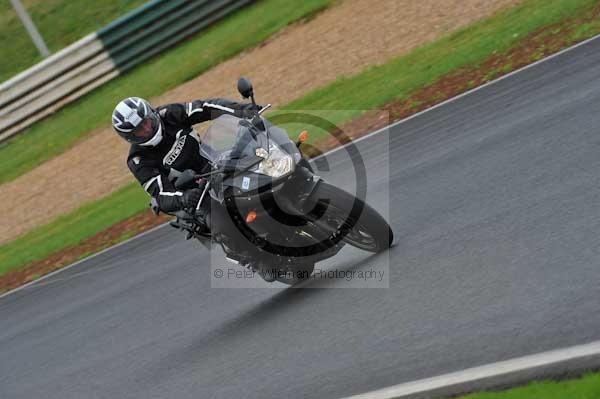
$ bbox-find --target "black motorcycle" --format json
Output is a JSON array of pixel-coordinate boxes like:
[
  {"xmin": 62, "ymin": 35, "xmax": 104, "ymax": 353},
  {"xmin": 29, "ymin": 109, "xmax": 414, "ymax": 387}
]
[{"xmin": 170, "ymin": 78, "xmax": 393, "ymax": 284}]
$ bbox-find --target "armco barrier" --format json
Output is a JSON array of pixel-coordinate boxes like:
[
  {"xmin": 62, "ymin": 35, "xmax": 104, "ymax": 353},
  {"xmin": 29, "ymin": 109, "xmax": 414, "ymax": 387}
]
[{"xmin": 0, "ymin": 0, "xmax": 253, "ymax": 143}]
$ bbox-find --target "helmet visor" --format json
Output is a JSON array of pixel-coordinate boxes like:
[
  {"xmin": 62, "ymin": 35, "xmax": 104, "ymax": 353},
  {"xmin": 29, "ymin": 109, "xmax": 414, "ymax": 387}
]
[{"xmin": 132, "ymin": 112, "xmax": 160, "ymax": 143}]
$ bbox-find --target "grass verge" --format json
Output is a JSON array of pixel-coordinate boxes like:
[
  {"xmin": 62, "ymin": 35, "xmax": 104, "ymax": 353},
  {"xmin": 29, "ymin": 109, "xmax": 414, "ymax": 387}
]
[
  {"xmin": 281, "ymin": 0, "xmax": 600, "ymax": 140},
  {"xmin": 0, "ymin": 183, "xmax": 147, "ymax": 277},
  {"xmin": 0, "ymin": 0, "xmax": 147, "ymax": 81},
  {"xmin": 2, "ymin": 0, "xmax": 600, "ymax": 292},
  {"xmin": 456, "ymin": 372, "xmax": 600, "ymax": 399},
  {"xmin": 0, "ymin": 0, "xmax": 333, "ymax": 185}
]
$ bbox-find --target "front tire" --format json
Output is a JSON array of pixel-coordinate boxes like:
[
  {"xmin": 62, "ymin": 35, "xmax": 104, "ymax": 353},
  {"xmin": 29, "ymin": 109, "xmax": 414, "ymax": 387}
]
[{"xmin": 307, "ymin": 182, "xmax": 393, "ymax": 253}]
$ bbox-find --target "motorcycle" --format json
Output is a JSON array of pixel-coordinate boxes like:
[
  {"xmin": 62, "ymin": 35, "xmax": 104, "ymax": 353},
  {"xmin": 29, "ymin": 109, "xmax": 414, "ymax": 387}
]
[{"xmin": 169, "ymin": 77, "xmax": 393, "ymax": 285}]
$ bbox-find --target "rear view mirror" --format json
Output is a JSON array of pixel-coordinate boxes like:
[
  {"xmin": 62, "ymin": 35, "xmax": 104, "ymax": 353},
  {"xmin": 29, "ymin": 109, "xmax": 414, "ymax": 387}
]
[{"xmin": 237, "ymin": 77, "xmax": 253, "ymax": 99}]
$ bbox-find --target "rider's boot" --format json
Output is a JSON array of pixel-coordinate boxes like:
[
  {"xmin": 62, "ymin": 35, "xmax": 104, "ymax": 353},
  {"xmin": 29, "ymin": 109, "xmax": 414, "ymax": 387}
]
[{"xmin": 195, "ymin": 203, "xmax": 211, "ymax": 235}]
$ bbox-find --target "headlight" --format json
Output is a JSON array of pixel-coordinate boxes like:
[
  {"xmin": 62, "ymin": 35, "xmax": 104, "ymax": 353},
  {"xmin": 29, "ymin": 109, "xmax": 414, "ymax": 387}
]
[{"xmin": 254, "ymin": 143, "xmax": 294, "ymax": 178}]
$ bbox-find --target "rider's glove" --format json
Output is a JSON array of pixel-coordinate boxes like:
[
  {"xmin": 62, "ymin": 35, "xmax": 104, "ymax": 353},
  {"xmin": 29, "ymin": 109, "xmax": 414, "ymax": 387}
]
[
  {"xmin": 241, "ymin": 103, "xmax": 263, "ymax": 118},
  {"xmin": 182, "ymin": 188, "xmax": 204, "ymax": 212}
]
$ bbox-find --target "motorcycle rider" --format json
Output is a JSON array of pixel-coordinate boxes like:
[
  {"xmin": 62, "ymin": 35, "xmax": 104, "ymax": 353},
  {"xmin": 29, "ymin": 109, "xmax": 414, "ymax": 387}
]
[{"xmin": 111, "ymin": 96, "xmax": 260, "ymax": 220}]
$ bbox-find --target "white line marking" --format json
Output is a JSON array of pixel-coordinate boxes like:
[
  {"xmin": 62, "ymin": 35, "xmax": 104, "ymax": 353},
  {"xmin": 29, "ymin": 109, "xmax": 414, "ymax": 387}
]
[
  {"xmin": 3, "ymin": 33, "xmax": 599, "ymax": 300},
  {"xmin": 342, "ymin": 340, "xmax": 600, "ymax": 399}
]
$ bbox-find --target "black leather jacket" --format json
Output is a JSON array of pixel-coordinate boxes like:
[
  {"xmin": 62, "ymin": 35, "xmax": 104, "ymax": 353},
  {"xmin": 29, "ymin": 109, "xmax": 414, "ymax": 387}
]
[{"xmin": 127, "ymin": 98, "xmax": 256, "ymax": 213}]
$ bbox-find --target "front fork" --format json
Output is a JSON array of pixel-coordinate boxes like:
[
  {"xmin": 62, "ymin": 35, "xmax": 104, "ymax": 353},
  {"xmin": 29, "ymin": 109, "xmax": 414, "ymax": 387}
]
[{"xmin": 274, "ymin": 164, "xmax": 322, "ymax": 217}]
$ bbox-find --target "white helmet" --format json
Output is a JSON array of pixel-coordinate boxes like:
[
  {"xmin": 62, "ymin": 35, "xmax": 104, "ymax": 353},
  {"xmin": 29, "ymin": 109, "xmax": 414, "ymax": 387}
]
[{"xmin": 112, "ymin": 97, "xmax": 163, "ymax": 146}]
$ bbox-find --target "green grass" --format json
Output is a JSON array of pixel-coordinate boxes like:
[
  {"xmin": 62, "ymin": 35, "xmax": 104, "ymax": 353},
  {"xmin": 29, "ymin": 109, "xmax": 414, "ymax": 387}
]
[
  {"xmin": 0, "ymin": 0, "xmax": 333, "ymax": 185},
  {"xmin": 280, "ymin": 0, "xmax": 600, "ymax": 142},
  {"xmin": 572, "ymin": 19, "xmax": 600, "ymax": 40},
  {"xmin": 456, "ymin": 372, "xmax": 600, "ymax": 399},
  {"xmin": 0, "ymin": 0, "xmax": 148, "ymax": 82},
  {"xmin": 2, "ymin": 0, "xmax": 600, "ymax": 278},
  {"xmin": 0, "ymin": 182, "xmax": 146, "ymax": 276}
]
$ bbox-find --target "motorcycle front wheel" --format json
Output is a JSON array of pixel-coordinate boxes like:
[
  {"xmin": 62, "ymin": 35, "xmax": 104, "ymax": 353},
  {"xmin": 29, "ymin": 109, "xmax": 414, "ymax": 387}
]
[{"xmin": 307, "ymin": 182, "xmax": 393, "ymax": 253}]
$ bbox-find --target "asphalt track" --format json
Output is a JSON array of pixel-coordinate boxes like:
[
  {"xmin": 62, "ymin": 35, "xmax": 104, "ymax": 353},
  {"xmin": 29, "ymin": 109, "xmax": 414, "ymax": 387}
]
[{"xmin": 2, "ymin": 36, "xmax": 600, "ymax": 399}]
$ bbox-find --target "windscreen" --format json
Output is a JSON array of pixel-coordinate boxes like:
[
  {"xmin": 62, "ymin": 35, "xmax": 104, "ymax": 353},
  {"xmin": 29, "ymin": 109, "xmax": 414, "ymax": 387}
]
[
  {"xmin": 201, "ymin": 114, "xmax": 267, "ymax": 167},
  {"xmin": 202, "ymin": 114, "xmax": 244, "ymax": 153}
]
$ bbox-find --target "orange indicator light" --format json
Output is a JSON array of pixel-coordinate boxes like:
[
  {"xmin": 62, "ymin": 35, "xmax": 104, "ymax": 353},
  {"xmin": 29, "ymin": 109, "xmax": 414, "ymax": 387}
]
[
  {"xmin": 246, "ymin": 211, "xmax": 257, "ymax": 223},
  {"xmin": 298, "ymin": 130, "xmax": 309, "ymax": 143}
]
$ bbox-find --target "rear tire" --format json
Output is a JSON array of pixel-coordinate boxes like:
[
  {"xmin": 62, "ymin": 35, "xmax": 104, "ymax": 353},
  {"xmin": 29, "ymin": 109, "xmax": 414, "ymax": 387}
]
[{"xmin": 307, "ymin": 182, "xmax": 393, "ymax": 253}]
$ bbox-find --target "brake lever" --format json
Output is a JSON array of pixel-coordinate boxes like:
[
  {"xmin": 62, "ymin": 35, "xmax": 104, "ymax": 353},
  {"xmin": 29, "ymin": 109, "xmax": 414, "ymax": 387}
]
[
  {"xmin": 195, "ymin": 181, "xmax": 211, "ymax": 211},
  {"xmin": 258, "ymin": 104, "xmax": 271, "ymax": 115}
]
